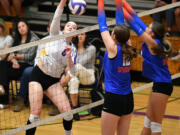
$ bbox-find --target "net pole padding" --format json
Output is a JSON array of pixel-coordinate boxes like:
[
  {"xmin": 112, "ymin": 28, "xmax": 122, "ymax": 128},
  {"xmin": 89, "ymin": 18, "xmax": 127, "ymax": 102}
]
[
  {"xmin": 1, "ymin": 73, "xmax": 180, "ymax": 135},
  {"xmin": 0, "ymin": 1, "xmax": 180, "ymax": 55}
]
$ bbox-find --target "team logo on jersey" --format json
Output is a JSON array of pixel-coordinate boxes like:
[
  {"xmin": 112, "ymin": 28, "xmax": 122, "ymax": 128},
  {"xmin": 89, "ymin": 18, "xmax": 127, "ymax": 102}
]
[
  {"xmin": 118, "ymin": 67, "xmax": 130, "ymax": 73},
  {"xmin": 62, "ymin": 49, "xmax": 67, "ymax": 56},
  {"xmin": 40, "ymin": 49, "xmax": 47, "ymax": 56},
  {"xmin": 163, "ymin": 58, "xmax": 168, "ymax": 65}
]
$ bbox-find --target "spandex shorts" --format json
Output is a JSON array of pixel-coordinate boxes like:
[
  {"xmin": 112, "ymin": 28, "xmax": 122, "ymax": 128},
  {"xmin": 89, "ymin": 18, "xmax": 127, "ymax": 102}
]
[
  {"xmin": 29, "ymin": 66, "xmax": 60, "ymax": 91},
  {"xmin": 152, "ymin": 82, "xmax": 173, "ymax": 96},
  {"xmin": 102, "ymin": 92, "xmax": 134, "ymax": 116}
]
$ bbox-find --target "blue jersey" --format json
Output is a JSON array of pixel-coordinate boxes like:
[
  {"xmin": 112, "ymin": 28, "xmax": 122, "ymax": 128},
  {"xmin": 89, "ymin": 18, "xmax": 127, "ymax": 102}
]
[
  {"xmin": 141, "ymin": 39, "xmax": 171, "ymax": 83},
  {"xmin": 104, "ymin": 44, "xmax": 132, "ymax": 95}
]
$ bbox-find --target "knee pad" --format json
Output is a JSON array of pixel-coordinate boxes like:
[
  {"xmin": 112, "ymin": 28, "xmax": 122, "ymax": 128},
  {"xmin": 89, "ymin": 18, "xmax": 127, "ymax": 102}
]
[
  {"xmin": 76, "ymin": 63, "xmax": 82, "ymax": 71},
  {"xmin": 63, "ymin": 119, "xmax": 73, "ymax": 131},
  {"xmin": 29, "ymin": 114, "xmax": 40, "ymax": 123},
  {"xmin": 63, "ymin": 113, "xmax": 73, "ymax": 131},
  {"xmin": 144, "ymin": 116, "xmax": 151, "ymax": 128},
  {"xmin": 151, "ymin": 121, "xmax": 162, "ymax": 133},
  {"xmin": 68, "ymin": 77, "xmax": 79, "ymax": 94}
]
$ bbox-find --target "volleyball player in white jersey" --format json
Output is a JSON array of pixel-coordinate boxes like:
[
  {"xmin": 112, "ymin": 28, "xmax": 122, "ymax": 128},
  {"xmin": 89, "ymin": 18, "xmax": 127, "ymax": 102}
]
[{"xmin": 26, "ymin": 0, "xmax": 77, "ymax": 135}]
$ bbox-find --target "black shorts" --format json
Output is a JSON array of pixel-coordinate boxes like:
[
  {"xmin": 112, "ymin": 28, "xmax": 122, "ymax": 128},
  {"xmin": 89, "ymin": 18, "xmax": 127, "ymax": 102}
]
[
  {"xmin": 29, "ymin": 66, "xmax": 60, "ymax": 91},
  {"xmin": 152, "ymin": 82, "xmax": 173, "ymax": 96},
  {"xmin": 103, "ymin": 92, "xmax": 134, "ymax": 116}
]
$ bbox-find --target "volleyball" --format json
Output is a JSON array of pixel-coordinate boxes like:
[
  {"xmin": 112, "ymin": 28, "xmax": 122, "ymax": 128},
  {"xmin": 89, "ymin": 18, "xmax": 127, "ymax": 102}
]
[{"xmin": 68, "ymin": 0, "xmax": 86, "ymax": 16}]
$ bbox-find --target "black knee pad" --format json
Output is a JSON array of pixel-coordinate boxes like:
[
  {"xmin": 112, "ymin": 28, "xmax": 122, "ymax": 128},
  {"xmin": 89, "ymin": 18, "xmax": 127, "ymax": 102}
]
[
  {"xmin": 63, "ymin": 119, "xmax": 73, "ymax": 131},
  {"xmin": 26, "ymin": 120, "xmax": 37, "ymax": 135}
]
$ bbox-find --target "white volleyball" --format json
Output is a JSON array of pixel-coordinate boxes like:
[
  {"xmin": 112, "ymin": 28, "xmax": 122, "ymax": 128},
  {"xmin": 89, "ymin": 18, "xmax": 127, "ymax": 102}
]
[{"xmin": 68, "ymin": 0, "xmax": 86, "ymax": 15}]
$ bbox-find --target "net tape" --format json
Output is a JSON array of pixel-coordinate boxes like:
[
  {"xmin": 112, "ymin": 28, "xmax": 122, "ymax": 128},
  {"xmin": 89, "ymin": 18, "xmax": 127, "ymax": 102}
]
[
  {"xmin": 1, "ymin": 2, "xmax": 180, "ymax": 135},
  {"xmin": 0, "ymin": 2, "xmax": 180, "ymax": 55}
]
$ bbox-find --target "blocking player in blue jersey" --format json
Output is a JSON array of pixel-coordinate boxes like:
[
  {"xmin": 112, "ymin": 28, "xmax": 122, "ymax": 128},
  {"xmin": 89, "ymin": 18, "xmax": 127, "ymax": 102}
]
[
  {"xmin": 98, "ymin": 0, "xmax": 137, "ymax": 134},
  {"xmin": 123, "ymin": 1, "xmax": 173, "ymax": 135}
]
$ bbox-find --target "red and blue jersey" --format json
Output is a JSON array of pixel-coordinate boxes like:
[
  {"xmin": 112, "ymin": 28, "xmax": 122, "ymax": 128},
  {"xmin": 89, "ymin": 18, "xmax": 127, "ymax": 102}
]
[
  {"xmin": 104, "ymin": 44, "xmax": 132, "ymax": 95},
  {"xmin": 141, "ymin": 39, "xmax": 172, "ymax": 83}
]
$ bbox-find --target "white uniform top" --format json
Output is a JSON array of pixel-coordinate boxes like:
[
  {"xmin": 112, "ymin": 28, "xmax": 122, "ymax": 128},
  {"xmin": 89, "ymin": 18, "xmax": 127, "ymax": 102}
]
[{"xmin": 35, "ymin": 7, "xmax": 77, "ymax": 78}]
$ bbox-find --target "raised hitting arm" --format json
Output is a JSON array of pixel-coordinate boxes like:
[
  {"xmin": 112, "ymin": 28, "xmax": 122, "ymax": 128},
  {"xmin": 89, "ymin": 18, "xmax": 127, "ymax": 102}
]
[{"xmin": 50, "ymin": 0, "xmax": 67, "ymax": 36}]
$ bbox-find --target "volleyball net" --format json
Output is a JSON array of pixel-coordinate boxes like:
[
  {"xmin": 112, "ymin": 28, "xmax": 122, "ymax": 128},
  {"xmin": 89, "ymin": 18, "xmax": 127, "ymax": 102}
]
[{"xmin": 0, "ymin": 2, "xmax": 180, "ymax": 135}]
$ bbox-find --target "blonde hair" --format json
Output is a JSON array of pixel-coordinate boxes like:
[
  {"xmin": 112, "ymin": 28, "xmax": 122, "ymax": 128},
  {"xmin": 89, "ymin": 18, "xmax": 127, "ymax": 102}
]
[{"xmin": 0, "ymin": 18, "xmax": 7, "ymax": 36}]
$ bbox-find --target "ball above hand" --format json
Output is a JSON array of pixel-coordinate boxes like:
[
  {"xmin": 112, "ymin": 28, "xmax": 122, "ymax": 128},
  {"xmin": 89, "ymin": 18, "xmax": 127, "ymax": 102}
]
[{"xmin": 68, "ymin": 0, "xmax": 86, "ymax": 15}]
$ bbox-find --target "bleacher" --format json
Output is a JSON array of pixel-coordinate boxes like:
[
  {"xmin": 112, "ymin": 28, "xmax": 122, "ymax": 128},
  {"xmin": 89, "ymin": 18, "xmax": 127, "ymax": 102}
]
[{"xmin": 28, "ymin": 0, "xmax": 155, "ymax": 34}]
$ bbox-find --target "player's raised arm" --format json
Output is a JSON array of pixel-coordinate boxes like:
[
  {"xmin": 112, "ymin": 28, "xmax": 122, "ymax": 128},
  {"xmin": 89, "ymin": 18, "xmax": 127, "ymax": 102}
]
[
  {"xmin": 98, "ymin": 0, "xmax": 117, "ymax": 58},
  {"xmin": 122, "ymin": 1, "xmax": 158, "ymax": 54},
  {"xmin": 115, "ymin": 0, "xmax": 124, "ymax": 25},
  {"xmin": 50, "ymin": 0, "xmax": 67, "ymax": 36}
]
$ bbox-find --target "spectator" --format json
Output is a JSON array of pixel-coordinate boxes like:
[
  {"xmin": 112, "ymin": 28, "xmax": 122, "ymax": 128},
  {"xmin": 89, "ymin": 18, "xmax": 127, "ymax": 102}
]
[
  {"xmin": 13, "ymin": 66, "xmax": 34, "ymax": 112},
  {"xmin": 69, "ymin": 33, "xmax": 96, "ymax": 120},
  {"xmin": 0, "ymin": 18, "xmax": 13, "ymax": 61},
  {"xmin": 152, "ymin": 0, "xmax": 175, "ymax": 36},
  {"xmin": 13, "ymin": 19, "xmax": 60, "ymax": 112},
  {"xmin": 0, "ymin": 19, "xmax": 38, "ymax": 109},
  {"xmin": 0, "ymin": 0, "xmax": 35, "ymax": 17},
  {"xmin": 34, "ymin": 20, "xmax": 52, "ymax": 39}
]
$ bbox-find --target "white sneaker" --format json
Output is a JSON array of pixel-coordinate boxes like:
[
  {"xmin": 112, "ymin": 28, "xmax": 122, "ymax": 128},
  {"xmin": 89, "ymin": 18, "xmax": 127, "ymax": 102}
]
[{"xmin": 0, "ymin": 104, "xmax": 9, "ymax": 109}]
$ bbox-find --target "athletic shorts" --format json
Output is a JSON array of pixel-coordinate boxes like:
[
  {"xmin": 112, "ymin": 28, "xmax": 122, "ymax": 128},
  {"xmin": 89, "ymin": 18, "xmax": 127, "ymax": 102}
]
[
  {"xmin": 102, "ymin": 92, "xmax": 134, "ymax": 116},
  {"xmin": 153, "ymin": 82, "xmax": 173, "ymax": 96},
  {"xmin": 29, "ymin": 66, "xmax": 60, "ymax": 91}
]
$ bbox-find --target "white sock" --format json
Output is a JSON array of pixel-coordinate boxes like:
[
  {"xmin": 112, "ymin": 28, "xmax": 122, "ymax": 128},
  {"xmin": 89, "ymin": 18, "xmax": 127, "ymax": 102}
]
[{"xmin": 65, "ymin": 130, "xmax": 72, "ymax": 135}]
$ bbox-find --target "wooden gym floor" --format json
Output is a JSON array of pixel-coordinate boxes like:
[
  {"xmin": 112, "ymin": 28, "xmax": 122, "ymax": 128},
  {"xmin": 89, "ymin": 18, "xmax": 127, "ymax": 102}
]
[{"xmin": 0, "ymin": 82, "xmax": 180, "ymax": 135}]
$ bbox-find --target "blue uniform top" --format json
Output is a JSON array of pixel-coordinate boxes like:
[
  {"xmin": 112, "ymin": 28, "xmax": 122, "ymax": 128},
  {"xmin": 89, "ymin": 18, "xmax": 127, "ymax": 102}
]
[
  {"xmin": 104, "ymin": 44, "xmax": 132, "ymax": 95},
  {"xmin": 141, "ymin": 39, "xmax": 172, "ymax": 83}
]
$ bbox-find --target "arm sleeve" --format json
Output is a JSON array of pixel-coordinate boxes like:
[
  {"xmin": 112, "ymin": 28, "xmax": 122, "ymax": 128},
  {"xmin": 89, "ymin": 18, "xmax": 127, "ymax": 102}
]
[
  {"xmin": 123, "ymin": 1, "xmax": 147, "ymax": 31},
  {"xmin": 98, "ymin": 0, "xmax": 108, "ymax": 33},
  {"xmin": 123, "ymin": 8, "xmax": 144, "ymax": 36},
  {"xmin": 50, "ymin": 7, "xmax": 64, "ymax": 36},
  {"xmin": 115, "ymin": 0, "xmax": 124, "ymax": 25}
]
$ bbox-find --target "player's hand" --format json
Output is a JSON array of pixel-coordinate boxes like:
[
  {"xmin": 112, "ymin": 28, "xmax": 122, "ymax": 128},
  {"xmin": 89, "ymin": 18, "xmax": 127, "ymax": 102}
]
[
  {"xmin": 60, "ymin": 75, "xmax": 67, "ymax": 87},
  {"xmin": 12, "ymin": 61, "xmax": 20, "ymax": 69},
  {"xmin": 7, "ymin": 54, "xmax": 15, "ymax": 61},
  {"xmin": 66, "ymin": 45, "xmax": 72, "ymax": 58}
]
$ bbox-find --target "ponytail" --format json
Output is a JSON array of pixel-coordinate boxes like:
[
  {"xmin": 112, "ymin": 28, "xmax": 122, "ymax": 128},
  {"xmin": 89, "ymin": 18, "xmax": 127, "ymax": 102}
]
[
  {"xmin": 121, "ymin": 43, "xmax": 137, "ymax": 61},
  {"xmin": 152, "ymin": 39, "xmax": 173, "ymax": 57}
]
